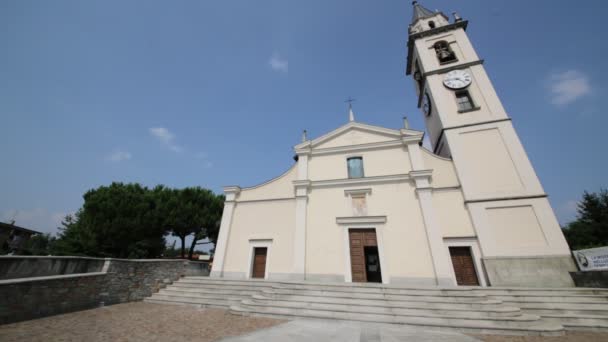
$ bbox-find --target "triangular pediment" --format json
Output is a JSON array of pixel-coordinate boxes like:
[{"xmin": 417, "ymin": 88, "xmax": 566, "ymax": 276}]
[{"xmin": 295, "ymin": 122, "xmax": 423, "ymax": 152}]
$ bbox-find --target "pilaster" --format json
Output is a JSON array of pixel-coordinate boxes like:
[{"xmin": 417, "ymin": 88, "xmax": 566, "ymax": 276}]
[
  {"xmin": 292, "ymin": 180, "xmax": 310, "ymax": 279},
  {"xmin": 209, "ymin": 186, "xmax": 240, "ymax": 278},
  {"xmin": 406, "ymin": 141, "xmax": 454, "ymax": 286},
  {"xmin": 292, "ymin": 148, "xmax": 310, "ymax": 279}
]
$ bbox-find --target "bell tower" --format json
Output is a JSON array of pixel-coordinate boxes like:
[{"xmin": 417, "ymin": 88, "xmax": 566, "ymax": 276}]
[{"xmin": 406, "ymin": 2, "xmax": 576, "ymax": 287}]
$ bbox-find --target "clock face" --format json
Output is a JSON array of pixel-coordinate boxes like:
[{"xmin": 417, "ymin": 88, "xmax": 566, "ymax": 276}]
[
  {"xmin": 443, "ymin": 69, "xmax": 472, "ymax": 89},
  {"xmin": 422, "ymin": 92, "xmax": 432, "ymax": 116}
]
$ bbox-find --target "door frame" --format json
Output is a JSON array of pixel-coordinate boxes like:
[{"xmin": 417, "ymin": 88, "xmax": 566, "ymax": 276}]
[
  {"xmin": 247, "ymin": 239, "xmax": 272, "ymax": 280},
  {"xmin": 343, "ymin": 226, "xmax": 389, "ymax": 284},
  {"xmin": 444, "ymin": 237, "xmax": 487, "ymax": 287}
]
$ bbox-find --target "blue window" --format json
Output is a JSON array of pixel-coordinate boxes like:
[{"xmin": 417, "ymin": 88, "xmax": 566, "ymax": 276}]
[{"xmin": 347, "ymin": 157, "xmax": 364, "ymax": 178}]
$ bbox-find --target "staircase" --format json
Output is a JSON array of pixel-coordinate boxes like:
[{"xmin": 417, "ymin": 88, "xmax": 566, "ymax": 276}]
[{"xmin": 144, "ymin": 277, "xmax": 608, "ymax": 336}]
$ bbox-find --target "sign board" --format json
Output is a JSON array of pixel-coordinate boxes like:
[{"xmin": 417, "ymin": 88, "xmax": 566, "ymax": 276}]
[{"xmin": 572, "ymin": 246, "xmax": 608, "ymax": 271}]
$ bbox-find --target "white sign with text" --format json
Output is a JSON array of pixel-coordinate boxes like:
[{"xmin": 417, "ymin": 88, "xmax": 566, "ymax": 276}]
[{"xmin": 573, "ymin": 246, "xmax": 608, "ymax": 271}]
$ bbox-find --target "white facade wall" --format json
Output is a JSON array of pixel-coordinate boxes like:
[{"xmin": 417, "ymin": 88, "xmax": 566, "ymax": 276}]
[
  {"xmin": 212, "ymin": 122, "xmax": 482, "ymax": 286},
  {"xmin": 211, "ymin": 7, "xmax": 575, "ymax": 287}
]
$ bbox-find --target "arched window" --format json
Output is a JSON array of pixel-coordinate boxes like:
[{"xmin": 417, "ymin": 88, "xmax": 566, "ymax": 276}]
[
  {"xmin": 434, "ymin": 41, "xmax": 457, "ymax": 64},
  {"xmin": 428, "ymin": 21, "xmax": 436, "ymax": 29}
]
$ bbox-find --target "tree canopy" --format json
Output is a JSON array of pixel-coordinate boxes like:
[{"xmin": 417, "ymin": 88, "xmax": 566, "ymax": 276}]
[
  {"xmin": 162, "ymin": 187, "xmax": 224, "ymax": 258},
  {"xmin": 562, "ymin": 189, "xmax": 608, "ymax": 250},
  {"xmin": 44, "ymin": 182, "xmax": 223, "ymax": 259}
]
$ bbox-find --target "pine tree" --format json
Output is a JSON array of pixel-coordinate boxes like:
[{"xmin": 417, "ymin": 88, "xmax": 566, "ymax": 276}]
[{"xmin": 563, "ymin": 189, "xmax": 608, "ymax": 250}]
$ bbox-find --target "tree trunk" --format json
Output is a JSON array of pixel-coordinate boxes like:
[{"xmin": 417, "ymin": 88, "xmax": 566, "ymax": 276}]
[
  {"xmin": 180, "ymin": 235, "xmax": 186, "ymax": 258},
  {"xmin": 188, "ymin": 235, "xmax": 197, "ymax": 260}
]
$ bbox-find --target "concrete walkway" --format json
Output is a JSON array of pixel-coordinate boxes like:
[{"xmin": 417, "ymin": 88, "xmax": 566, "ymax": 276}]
[{"xmin": 219, "ymin": 319, "xmax": 482, "ymax": 342}]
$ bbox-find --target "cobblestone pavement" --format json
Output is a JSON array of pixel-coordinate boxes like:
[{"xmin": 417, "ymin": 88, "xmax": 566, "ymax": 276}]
[
  {"xmin": 1, "ymin": 302, "xmax": 608, "ymax": 342},
  {"xmin": 213, "ymin": 318, "xmax": 608, "ymax": 342},
  {"xmin": 470, "ymin": 332, "xmax": 608, "ymax": 342},
  {"xmin": 0, "ymin": 302, "xmax": 283, "ymax": 342},
  {"xmin": 219, "ymin": 319, "xmax": 482, "ymax": 342}
]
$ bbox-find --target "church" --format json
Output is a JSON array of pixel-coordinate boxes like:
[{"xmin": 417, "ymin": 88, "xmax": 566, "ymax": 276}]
[{"xmin": 210, "ymin": 2, "xmax": 576, "ymax": 287}]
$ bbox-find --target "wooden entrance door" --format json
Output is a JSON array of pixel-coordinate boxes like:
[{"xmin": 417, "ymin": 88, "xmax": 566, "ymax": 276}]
[
  {"xmin": 449, "ymin": 246, "xmax": 479, "ymax": 286},
  {"xmin": 349, "ymin": 229, "xmax": 381, "ymax": 283},
  {"xmin": 251, "ymin": 247, "xmax": 267, "ymax": 279}
]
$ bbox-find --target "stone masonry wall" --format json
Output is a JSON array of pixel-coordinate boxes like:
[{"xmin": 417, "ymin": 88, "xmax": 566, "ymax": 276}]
[
  {"xmin": 1, "ymin": 273, "xmax": 108, "ymax": 324},
  {"xmin": 102, "ymin": 259, "xmax": 187, "ymax": 303},
  {"xmin": 0, "ymin": 257, "xmax": 207, "ymax": 324},
  {"xmin": 0, "ymin": 256, "xmax": 105, "ymax": 280}
]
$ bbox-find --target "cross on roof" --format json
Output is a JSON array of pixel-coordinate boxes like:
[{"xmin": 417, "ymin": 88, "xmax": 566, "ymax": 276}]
[
  {"xmin": 345, "ymin": 97, "xmax": 356, "ymax": 109},
  {"xmin": 345, "ymin": 97, "xmax": 356, "ymax": 122}
]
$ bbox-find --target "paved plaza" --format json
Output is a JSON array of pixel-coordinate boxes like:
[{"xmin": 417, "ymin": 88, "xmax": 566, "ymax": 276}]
[{"xmin": 1, "ymin": 302, "xmax": 607, "ymax": 342}]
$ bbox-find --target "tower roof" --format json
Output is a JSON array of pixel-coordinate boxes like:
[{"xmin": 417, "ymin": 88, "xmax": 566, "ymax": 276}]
[{"xmin": 411, "ymin": 1, "xmax": 436, "ymax": 24}]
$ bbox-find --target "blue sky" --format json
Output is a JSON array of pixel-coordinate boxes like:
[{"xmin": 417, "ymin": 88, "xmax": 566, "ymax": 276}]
[{"xmin": 1, "ymin": 0, "xmax": 606, "ymax": 238}]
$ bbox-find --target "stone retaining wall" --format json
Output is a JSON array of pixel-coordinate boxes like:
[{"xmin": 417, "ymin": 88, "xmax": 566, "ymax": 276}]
[
  {"xmin": 570, "ymin": 270, "xmax": 608, "ymax": 288},
  {"xmin": 0, "ymin": 257, "xmax": 209, "ymax": 324},
  {"xmin": 0, "ymin": 256, "xmax": 105, "ymax": 280}
]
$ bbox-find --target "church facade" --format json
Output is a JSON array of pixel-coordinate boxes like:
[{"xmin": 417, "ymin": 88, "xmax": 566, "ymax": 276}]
[{"xmin": 210, "ymin": 2, "xmax": 576, "ymax": 287}]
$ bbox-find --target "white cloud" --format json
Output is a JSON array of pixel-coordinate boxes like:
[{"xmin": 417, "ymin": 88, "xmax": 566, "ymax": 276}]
[
  {"xmin": 269, "ymin": 53, "xmax": 288, "ymax": 73},
  {"xmin": 149, "ymin": 127, "xmax": 183, "ymax": 153},
  {"xmin": 2, "ymin": 208, "xmax": 69, "ymax": 235},
  {"xmin": 106, "ymin": 150, "xmax": 132, "ymax": 162},
  {"xmin": 547, "ymin": 70, "xmax": 591, "ymax": 106}
]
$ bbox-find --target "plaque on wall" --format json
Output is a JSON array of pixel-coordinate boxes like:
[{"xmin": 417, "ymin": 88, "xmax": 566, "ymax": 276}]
[{"xmin": 573, "ymin": 246, "xmax": 608, "ymax": 271}]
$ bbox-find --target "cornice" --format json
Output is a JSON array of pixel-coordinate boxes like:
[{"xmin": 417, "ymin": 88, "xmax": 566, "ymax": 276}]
[
  {"xmin": 294, "ymin": 121, "xmax": 424, "ymax": 156},
  {"xmin": 344, "ymin": 188, "xmax": 372, "ymax": 196},
  {"xmin": 336, "ymin": 216, "xmax": 387, "ymax": 225},
  {"xmin": 424, "ymin": 60, "xmax": 484, "ymax": 78},
  {"xmin": 235, "ymin": 197, "xmax": 295, "ymax": 204},
  {"xmin": 293, "ymin": 180, "xmax": 311, "ymax": 188},
  {"xmin": 432, "ymin": 118, "xmax": 512, "ymax": 154},
  {"xmin": 464, "ymin": 194, "xmax": 548, "ymax": 204},
  {"xmin": 293, "ymin": 179, "xmax": 311, "ymax": 198},
  {"xmin": 409, "ymin": 169, "xmax": 433, "ymax": 179},
  {"xmin": 310, "ymin": 174, "xmax": 411, "ymax": 189},
  {"xmin": 300, "ymin": 134, "xmax": 424, "ymax": 157},
  {"xmin": 223, "ymin": 186, "xmax": 241, "ymax": 194},
  {"xmin": 308, "ymin": 140, "xmax": 404, "ymax": 156}
]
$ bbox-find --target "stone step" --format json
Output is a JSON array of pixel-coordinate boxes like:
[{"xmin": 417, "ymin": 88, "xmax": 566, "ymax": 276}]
[
  {"xmin": 475, "ymin": 288, "xmax": 608, "ymax": 296},
  {"xmin": 180, "ymin": 277, "xmax": 277, "ymax": 283},
  {"xmin": 263, "ymin": 288, "xmax": 489, "ymax": 303},
  {"xmin": 173, "ymin": 281, "xmax": 275, "ymax": 290},
  {"xmin": 541, "ymin": 314, "xmax": 608, "ymax": 329},
  {"xmin": 146, "ymin": 293, "xmax": 242, "ymax": 307},
  {"xmin": 525, "ymin": 308, "xmax": 608, "ymax": 317},
  {"xmin": 143, "ymin": 298, "xmax": 229, "ymax": 309},
  {"xmin": 144, "ymin": 278, "xmax": 608, "ymax": 334},
  {"xmin": 275, "ymin": 283, "xmax": 470, "ymax": 294},
  {"xmin": 258, "ymin": 292, "xmax": 506, "ymax": 311},
  {"xmin": 230, "ymin": 304, "xmax": 563, "ymax": 336},
  {"xmin": 180, "ymin": 277, "xmax": 279, "ymax": 285},
  {"xmin": 247, "ymin": 296, "xmax": 520, "ymax": 318},
  {"xmin": 184, "ymin": 277, "xmax": 608, "ymax": 297},
  {"xmin": 158, "ymin": 289, "xmax": 255, "ymax": 300},
  {"xmin": 163, "ymin": 286, "xmax": 261, "ymax": 296},
  {"xmin": 506, "ymin": 301, "xmax": 608, "ymax": 310},
  {"xmin": 274, "ymin": 283, "xmax": 482, "ymax": 297},
  {"xmin": 490, "ymin": 295, "xmax": 608, "ymax": 303}
]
